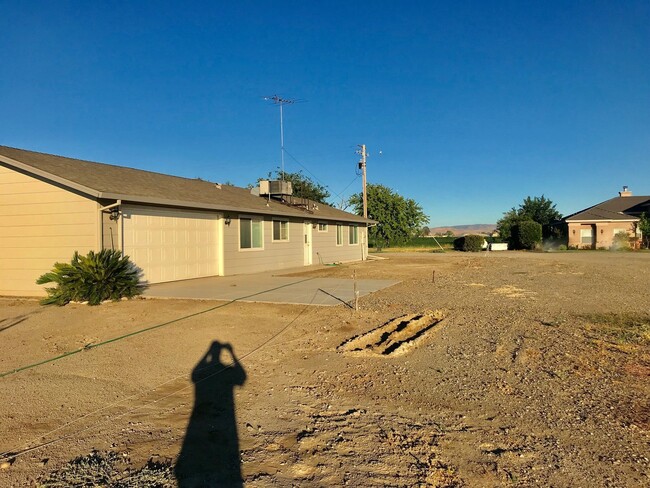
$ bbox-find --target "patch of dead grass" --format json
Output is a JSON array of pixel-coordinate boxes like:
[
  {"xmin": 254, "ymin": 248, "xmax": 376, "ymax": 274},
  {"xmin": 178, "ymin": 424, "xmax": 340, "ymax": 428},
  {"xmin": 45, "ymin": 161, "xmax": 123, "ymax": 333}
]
[{"xmin": 582, "ymin": 313, "xmax": 650, "ymax": 346}]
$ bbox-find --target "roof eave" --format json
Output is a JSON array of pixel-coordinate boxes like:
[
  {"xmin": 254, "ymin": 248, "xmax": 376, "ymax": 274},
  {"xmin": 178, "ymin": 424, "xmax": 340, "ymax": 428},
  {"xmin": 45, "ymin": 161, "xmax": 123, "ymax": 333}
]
[
  {"xmin": 100, "ymin": 192, "xmax": 372, "ymax": 223},
  {"xmin": 1, "ymin": 152, "xmax": 372, "ymax": 224},
  {"xmin": 0, "ymin": 155, "xmax": 101, "ymax": 199},
  {"xmin": 565, "ymin": 218, "xmax": 639, "ymax": 223}
]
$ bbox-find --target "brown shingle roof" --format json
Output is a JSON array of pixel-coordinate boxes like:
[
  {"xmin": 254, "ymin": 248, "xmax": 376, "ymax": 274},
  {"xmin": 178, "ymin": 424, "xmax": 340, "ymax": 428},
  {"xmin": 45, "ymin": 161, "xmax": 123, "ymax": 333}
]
[
  {"xmin": 564, "ymin": 195, "xmax": 650, "ymax": 222},
  {"xmin": 0, "ymin": 145, "xmax": 372, "ymax": 224}
]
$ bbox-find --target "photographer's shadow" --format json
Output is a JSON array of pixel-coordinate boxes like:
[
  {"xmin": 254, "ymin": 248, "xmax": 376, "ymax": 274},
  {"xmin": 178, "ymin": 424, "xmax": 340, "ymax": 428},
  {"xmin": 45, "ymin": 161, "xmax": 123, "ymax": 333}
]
[{"xmin": 175, "ymin": 341, "xmax": 247, "ymax": 487}]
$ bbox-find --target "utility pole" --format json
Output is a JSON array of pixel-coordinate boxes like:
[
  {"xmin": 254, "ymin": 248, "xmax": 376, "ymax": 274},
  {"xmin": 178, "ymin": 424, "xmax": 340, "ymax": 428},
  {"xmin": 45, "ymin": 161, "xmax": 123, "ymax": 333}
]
[{"xmin": 357, "ymin": 144, "xmax": 368, "ymax": 218}]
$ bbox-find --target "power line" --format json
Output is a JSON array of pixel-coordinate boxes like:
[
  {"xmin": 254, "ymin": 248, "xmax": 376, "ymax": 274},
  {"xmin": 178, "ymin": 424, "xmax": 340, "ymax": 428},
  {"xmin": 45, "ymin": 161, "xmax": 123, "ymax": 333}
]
[
  {"xmin": 0, "ymin": 280, "xmax": 322, "ymax": 462},
  {"xmin": 261, "ymin": 97, "xmax": 363, "ymax": 206},
  {"xmin": 282, "ymin": 147, "xmax": 361, "ymax": 205}
]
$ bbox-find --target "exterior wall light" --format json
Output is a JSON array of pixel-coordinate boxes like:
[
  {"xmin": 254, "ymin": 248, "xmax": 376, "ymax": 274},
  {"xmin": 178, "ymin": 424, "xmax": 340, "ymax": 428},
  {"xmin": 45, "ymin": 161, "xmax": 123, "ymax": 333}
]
[
  {"xmin": 109, "ymin": 208, "xmax": 120, "ymax": 222},
  {"xmin": 224, "ymin": 216, "xmax": 232, "ymax": 226}
]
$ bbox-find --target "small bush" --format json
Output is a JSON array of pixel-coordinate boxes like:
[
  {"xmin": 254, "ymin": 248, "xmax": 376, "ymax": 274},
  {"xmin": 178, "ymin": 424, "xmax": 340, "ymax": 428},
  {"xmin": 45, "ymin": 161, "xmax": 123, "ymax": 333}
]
[
  {"xmin": 611, "ymin": 231, "xmax": 631, "ymax": 250},
  {"xmin": 36, "ymin": 249, "xmax": 143, "ymax": 306},
  {"xmin": 512, "ymin": 220, "xmax": 542, "ymax": 250},
  {"xmin": 558, "ymin": 244, "xmax": 567, "ymax": 251},
  {"xmin": 453, "ymin": 234, "xmax": 485, "ymax": 252}
]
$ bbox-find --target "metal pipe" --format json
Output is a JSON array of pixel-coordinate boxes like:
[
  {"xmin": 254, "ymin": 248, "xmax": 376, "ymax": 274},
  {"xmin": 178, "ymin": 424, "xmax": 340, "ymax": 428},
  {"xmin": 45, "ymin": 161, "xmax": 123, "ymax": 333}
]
[{"xmin": 99, "ymin": 200, "xmax": 122, "ymax": 211}]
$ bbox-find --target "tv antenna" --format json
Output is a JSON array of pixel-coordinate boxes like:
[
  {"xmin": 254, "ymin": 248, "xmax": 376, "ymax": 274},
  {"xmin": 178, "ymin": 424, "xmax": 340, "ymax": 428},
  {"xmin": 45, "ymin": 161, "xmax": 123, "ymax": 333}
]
[
  {"xmin": 264, "ymin": 95, "xmax": 303, "ymax": 180},
  {"xmin": 356, "ymin": 144, "xmax": 368, "ymax": 218}
]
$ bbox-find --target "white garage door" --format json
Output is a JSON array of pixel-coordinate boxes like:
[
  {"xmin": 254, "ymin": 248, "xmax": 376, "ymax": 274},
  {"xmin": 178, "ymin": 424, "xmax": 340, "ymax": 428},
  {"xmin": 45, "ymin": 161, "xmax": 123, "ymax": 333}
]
[{"xmin": 122, "ymin": 205, "xmax": 220, "ymax": 284}]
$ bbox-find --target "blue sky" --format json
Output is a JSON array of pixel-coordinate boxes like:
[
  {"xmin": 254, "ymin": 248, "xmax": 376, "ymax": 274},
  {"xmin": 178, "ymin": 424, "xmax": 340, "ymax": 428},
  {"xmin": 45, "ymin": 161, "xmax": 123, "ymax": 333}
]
[{"xmin": 1, "ymin": 1, "xmax": 648, "ymax": 226}]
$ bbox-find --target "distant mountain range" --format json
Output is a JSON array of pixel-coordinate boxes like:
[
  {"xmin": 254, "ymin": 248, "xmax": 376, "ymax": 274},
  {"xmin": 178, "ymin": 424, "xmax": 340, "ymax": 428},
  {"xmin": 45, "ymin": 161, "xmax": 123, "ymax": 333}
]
[{"xmin": 428, "ymin": 224, "xmax": 496, "ymax": 236}]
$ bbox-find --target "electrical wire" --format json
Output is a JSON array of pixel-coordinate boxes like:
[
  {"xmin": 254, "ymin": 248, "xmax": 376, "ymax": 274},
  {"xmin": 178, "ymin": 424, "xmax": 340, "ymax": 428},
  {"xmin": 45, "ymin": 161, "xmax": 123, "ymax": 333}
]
[
  {"xmin": 0, "ymin": 286, "xmax": 323, "ymax": 462},
  {"xmin": 282, "ymin": 147, "xmax": 361, "ymax": 204},
  {"xmin": 0, "ymin": 277, "xmax": 316, "ymax": 380}
]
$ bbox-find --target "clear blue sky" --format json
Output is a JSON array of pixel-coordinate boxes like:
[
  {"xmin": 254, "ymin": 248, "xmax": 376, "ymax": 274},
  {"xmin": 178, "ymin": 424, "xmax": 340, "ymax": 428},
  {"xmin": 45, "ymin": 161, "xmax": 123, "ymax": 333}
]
[{"xmin": 1, "ymin": 1, "xmax": 648, "ymax": 226}]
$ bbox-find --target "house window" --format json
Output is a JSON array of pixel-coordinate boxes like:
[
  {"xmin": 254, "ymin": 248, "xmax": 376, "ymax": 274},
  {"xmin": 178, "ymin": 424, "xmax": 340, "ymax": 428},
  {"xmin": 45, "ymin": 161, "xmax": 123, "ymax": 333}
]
[
  {"xmin": 612, "ymin": 228, "xmax": 627, "ymax": 237},
  {"xmin": 336, "ymin": 224, "xmax": 343, "ymax": 246},
  {"xmin": 318, "ymin": 222, "xmax": 328, "ymax": 232},
  {"xmin": 580, "ymin": 228, "xmax": 592, "ymax": 245},
  {"xmin": 273, "ymin": 220, "xmax": 289, "ymax": 241},
  {"xmin": 240, "ymin": 217, "xmax": 263, "ymax": 249},
  {"xmin": 349, "ymin": 225, "xmax": 359, "ymax": 245}
]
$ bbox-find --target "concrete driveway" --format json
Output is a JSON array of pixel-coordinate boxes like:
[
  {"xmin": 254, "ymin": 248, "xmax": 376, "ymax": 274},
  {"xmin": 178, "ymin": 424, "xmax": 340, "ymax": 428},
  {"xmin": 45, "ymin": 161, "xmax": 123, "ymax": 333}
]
[{"xmin": 144, "ymin": 272, "xmax": 400, "ymax": 306}]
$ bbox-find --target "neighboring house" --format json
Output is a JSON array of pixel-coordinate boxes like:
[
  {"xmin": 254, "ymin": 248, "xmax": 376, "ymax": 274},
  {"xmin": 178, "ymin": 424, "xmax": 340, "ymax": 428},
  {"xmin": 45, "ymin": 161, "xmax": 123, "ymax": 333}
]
[
  {"xmin": 553, "ymin": 187, "xmax": 649, "ymax": 249},
  {"xmin": 0, "ymin": 146, "xmax": 373, "ymax": 297}
]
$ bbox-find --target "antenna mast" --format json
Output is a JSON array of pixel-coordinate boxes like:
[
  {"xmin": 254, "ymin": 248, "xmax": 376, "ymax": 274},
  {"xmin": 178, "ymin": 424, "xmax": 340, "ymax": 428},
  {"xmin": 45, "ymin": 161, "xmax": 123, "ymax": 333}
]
[
  {"xmin": 356, "ymin": 144, "xmax": 368, "ymax": 219},
  {"xmin": 264, "ymin": 95, "xmax": 297, "ymax": 180}
]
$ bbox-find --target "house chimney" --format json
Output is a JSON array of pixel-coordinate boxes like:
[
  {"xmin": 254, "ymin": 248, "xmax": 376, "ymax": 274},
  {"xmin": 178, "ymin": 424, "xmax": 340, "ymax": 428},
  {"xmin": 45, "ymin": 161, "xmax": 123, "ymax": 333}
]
[
  {"xmin": 619, "ymin": 186, "xmax": 632, "ymax": 197},
  {"xmin": 618, "ymin": 185, "xmax": 632, "ymax": 197}
]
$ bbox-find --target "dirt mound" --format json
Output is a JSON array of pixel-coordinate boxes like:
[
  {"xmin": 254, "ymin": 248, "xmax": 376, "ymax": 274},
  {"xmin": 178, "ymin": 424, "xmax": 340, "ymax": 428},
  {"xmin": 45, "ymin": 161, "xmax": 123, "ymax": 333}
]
[{"xmin": 338, "ymin": 311, "xmax": 444, "ymax": 356}]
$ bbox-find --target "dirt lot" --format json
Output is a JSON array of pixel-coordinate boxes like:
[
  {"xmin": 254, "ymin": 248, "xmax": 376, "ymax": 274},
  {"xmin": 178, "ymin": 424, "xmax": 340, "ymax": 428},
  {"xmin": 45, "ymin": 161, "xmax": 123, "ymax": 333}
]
[{"xmin": 1, "ymin": 251, "xmax": 649, "ymax": 487}]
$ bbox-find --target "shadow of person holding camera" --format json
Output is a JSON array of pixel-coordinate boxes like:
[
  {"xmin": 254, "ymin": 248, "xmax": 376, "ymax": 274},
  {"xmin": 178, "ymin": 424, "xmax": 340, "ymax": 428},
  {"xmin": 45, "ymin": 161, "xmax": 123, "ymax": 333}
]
[{"xmin": 175, "ymin": 341, "xmax": 247, "ymax": 487}]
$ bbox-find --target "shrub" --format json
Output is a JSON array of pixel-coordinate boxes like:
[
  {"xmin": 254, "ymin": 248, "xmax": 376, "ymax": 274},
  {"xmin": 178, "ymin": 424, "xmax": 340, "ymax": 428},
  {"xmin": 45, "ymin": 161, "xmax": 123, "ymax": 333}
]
[
  {"xmin": 453, "ymin": 234, "xmax": 485, "ymax": 252},
  {"xmin": 512, "ymin": 220, "xmax": 542, "ymax": 250},
  {"xmin": 558, "ymin": 244, "xmax": 567, "ymax": 251},
  {"xmin": 611, "ymin": 231, "xmax": 631, "ymax": 250},
  {"xmin": 36, "ymin": 249, "xmax": 143, "ymax": 306}
]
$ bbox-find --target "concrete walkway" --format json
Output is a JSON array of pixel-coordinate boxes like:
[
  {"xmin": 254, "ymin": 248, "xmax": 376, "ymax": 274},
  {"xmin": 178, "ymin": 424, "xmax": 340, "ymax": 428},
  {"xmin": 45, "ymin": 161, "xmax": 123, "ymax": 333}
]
[{"xmin": 144, "ymin": 273, "xmax": 400, "ymax": 306}]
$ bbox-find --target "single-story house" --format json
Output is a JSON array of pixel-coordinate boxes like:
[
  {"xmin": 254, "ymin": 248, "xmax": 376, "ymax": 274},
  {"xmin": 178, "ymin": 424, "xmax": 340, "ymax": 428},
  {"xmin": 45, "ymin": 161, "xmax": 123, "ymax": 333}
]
[
  {"xmin": 551, "ymin": 187, "xmax": 649, "ymax": 249},
  {"xmin": 0, "ymin": 145, "xmax": 374, "ymax": 297}
]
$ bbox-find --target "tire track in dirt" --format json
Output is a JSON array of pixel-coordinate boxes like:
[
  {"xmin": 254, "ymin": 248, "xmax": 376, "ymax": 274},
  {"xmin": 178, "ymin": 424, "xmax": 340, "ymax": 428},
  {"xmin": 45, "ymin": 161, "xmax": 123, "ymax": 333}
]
[{"xmin": 337, "ymin": 311, "xmax": 444, "ymax": 357}]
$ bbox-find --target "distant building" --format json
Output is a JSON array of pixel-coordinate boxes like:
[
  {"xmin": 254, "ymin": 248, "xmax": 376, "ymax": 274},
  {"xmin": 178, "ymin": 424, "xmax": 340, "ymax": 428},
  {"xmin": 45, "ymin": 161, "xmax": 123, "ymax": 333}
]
[{"xmin": 550, "ymin": 187, "xmax": 649, "ymax": 249}]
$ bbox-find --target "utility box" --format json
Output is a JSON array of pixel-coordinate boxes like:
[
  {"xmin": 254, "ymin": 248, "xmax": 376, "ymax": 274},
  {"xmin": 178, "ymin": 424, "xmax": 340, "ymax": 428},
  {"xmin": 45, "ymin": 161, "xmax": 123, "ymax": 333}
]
[
  {"xmin": 259, "ymin": 180, "xmax": 293, "ymax": 197},
  {"xmin": 489, "ymin": 243, "xmax": 508, "ymax": 251}
]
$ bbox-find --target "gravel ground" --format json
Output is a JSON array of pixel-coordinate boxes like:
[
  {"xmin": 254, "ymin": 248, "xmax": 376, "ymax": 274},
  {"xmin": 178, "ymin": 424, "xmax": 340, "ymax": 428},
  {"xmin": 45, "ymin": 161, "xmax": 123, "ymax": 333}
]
[{"xmin": 0, "ymin": 251, "xmax": 648, "ymax": 487}]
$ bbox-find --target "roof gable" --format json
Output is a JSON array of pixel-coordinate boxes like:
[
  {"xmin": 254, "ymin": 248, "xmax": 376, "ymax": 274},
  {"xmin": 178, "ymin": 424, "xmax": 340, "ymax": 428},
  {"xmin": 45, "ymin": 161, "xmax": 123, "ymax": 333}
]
[
  {"xmin": 564, "ymin": 195, "xmax": 650, "ymax": 222},
  {"xmin": 0, "ymin": 145, "xmax": 371, "ymax": 224}
]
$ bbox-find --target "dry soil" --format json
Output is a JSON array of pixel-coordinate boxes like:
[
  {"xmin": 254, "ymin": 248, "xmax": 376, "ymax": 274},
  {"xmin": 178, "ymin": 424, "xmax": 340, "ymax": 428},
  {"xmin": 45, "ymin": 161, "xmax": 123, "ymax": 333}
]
[{"xmin": 0, "ymin": 251, "xmax": 649, "ymax": 487}]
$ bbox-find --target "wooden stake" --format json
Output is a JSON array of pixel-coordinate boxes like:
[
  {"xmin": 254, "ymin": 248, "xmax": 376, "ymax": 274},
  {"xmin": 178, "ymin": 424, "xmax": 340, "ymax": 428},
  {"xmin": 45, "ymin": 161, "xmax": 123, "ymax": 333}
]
[
  {"xmin": 353, "ymin": 269, "xmax": 359, "ymax": 311},
  {"xmin": 432, "ymin": 269, "xmax": 436, "ymax": 284}
]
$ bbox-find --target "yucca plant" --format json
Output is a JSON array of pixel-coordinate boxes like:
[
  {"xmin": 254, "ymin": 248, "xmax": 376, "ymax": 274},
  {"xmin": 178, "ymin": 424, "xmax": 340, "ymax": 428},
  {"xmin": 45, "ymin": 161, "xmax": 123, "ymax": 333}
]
[{"xmin": 36, "ymin": 249, "xmax": 144, "ymax": 306}]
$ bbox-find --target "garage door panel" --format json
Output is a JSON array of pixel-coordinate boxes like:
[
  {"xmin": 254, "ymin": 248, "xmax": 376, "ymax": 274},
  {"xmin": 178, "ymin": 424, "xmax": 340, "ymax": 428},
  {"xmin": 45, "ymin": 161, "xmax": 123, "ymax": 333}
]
[{"xmin": 122, "ymin": 205, "xmax": 219, "ymax": 284}]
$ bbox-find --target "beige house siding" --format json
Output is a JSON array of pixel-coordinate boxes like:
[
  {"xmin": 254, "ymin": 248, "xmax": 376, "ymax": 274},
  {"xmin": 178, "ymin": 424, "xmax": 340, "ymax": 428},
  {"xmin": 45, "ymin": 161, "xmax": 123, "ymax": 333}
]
[
  {"xmin": 311, "ymin": 222, "xmax": 367, "ymax": 264},
  {"xmin": 223, "ymin": 215, "xmax": 304, "ymax": 275},
  {"xmin": 0, "ymin": 165, "xmax": 99, "ymax": 296},
  {"xmin": 120, "ymin": 204, "xmax": 222, "ymax": 284},
  {"xmin": 567, "ymin": 221, "xmax": 638, "ymax": 249},
  {"xmin": 223, "ymin": 217, "xmax": 369, "ymax": 275},
  {"xmin": 102, "ymin": 209, "xmax": 119, "ymax": 251}
]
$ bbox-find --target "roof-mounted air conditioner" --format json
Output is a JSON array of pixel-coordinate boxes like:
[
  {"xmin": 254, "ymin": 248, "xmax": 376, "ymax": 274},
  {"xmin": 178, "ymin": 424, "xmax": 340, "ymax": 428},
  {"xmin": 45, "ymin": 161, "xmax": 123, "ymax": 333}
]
[{"xmin": 259, "ymin": 180, "xmax": 293, "ymax": 197}]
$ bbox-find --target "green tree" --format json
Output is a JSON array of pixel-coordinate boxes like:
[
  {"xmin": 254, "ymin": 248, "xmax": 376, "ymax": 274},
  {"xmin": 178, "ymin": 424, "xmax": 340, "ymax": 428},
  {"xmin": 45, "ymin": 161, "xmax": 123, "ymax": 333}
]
[
  {"xmin": 512, "ymin": 220, "xmax": 543, "ymax": 250},
  {"xmin": 257, "ymin": 170, "xmax": 330, "ymax": 204},
  {"xmin": 349, "ymin": 184, "xmax": 428, "ymax": 247},
  {"xmin": 496, "ymin": 208, "xmax": 520, "ymax": 242},
  {"xmin": 638, "ymin": 212, "xmax": 650, "ymax": 249},
  {"xmin": 497, "ymin": 195, "xmax": 562, "ymax": 243}
]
